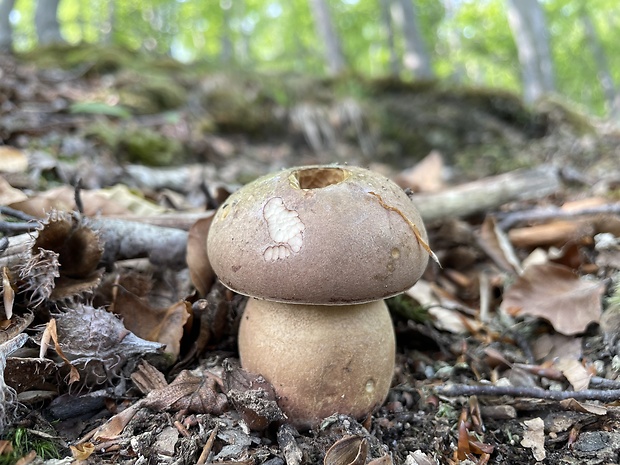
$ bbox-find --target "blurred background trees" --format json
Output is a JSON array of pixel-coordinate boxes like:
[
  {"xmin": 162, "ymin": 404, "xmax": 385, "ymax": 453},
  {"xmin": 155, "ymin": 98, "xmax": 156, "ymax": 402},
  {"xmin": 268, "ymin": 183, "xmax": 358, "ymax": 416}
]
[{"xmin": 1, "ymin": 0, "xmax": 619, "ymax": 119}]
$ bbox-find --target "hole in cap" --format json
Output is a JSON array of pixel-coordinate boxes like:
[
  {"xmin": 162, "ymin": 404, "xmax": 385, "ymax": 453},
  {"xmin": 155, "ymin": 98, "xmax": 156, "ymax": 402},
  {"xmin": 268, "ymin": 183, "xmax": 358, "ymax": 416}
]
[{"xmin": 292, "ymin": 167, "xmax": 348, "ymax": 189}]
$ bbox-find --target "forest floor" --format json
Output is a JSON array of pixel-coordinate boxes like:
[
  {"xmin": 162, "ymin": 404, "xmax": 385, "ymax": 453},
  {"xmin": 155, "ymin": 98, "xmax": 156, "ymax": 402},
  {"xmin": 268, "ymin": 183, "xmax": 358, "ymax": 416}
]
[{"xmin": 1, "ymin": 45, "xmax": 620, "ymax": 465}]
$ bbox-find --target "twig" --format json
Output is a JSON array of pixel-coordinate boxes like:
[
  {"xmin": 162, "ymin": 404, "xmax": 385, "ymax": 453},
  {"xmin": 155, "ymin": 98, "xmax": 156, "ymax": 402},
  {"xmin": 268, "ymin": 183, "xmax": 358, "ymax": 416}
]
[
  {"xmin": 196, "ymin": 424, "xmax": 219, "ymax": 465},
  {"xmin": 435, "ymin": 384, "xmax": 620, "ymax": 402},
  {"xmin": 0, "ymin": 221, "xmax": 38, "ymax": 234},
  {"xmin": 74, "ymin": 178, "xmax": 84, "ymax": 214},
  {"xmin": 497, "ymin": 203, "xmax": 620, "ymax": 230},
  {"xmin": 0, "ymin": 206, "xmax": 37, "ymax": 222}
]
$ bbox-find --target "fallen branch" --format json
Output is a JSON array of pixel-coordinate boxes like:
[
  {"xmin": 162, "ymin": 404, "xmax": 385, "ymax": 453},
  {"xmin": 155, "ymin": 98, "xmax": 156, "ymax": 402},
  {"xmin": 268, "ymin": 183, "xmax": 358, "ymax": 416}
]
[
  {"xmin": 497, "ymin": 203, "xmax": 620, "ymax": 230},
  {"xmin": 0, "ymin": 218, "xmax": 188, "ymax": 270},
  {"xmin": 435, "ymin": 383, "xmax": 620, "ymax": 402},
  {"xmin": 409, "ymin": 166, "xmax": 561, "ymax": 223}
]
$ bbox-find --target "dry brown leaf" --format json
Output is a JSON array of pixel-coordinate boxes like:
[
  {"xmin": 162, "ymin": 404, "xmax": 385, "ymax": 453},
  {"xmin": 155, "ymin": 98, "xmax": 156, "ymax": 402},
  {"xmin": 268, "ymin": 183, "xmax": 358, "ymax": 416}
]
[
  {"xmin": 0, "ymin": 175, "xmax": 27, "ymax": 204},
  {"xmin": 187, "ymin": 215, "xmax": 215, "ymax": 296},
  {"xmin": 41, "ymin": 319, "xmax": 80, "ymax": 385},
  {"xmin": 478, "ymin": 216, "xmax": 522, "ymax": 273},
  {"xmin": 9, "ymin": 186, "xmax": 135, "ymax": 218},
  {"xmin": 106, "ymin": 273, "xmax": 189, "ymax": 359},
  {"xmin": 0, "ymin": 146, "xmax": 28, "ymax": 173},
  {"xmin": 500, "ymin": 263, "xmax": 604, "ymax": 335},
  {"xmin": 92, "ymin": 402, "xmax": 143, "ymax": 441},
  {"xmin": 144, "ymin": 370, "xmax": 228, "ymax": 414},
  {"xmin": 223, "ymin": 360, "xmax": 285, "ymax": 431},
  {"xmin": 324, "ymin": 436, "xmax": 368, "ymax": 465},
  {"xmin": 558, "ymin": 398, "xmax": 607, "ymax": 415},
  {"xmin": 554, "ymin": 358, "xmax": 592, "ymax": 391},
  {"xmin": 147, "ymin": 301, "xmax": 191, "ymax": 358},
  {"xmin": 70, "ymin": 442, "xmax": 95, "ymax": 460},
  {"xmin": 0, "ymin": 439, "xmax": 13, "ymax": 454},
  {"xmin": 394, "ymin": 150, "xmax": 444, "ymax": 193},
  {"xmin": 521, "ymin": 417, "xmax": 546, "ymax": 461},
  {"xmin": 1, "ymin": 267, "xmax": 14, "ymax": 320}
]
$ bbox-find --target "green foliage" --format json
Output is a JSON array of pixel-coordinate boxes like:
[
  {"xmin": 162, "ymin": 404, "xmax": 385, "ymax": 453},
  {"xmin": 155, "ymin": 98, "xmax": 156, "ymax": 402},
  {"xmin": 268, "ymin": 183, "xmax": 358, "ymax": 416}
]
[
  {"xmin": 387, "ymin": 295, "xmax": 429, "ymax": 323},
  {"xmin": 0, "ymin": 427, "xmax": 60, "ymax": 465},
  {"xmin": 7, "ymin": 0, "xmax": 620, "ymax": 117},
  {"xmin": 86, "ymin": 120, "xmax": 184, "ymax": 166},
  {"xmin": 69, "ymin": 101, "xmax": 132, "ymax": 119}
]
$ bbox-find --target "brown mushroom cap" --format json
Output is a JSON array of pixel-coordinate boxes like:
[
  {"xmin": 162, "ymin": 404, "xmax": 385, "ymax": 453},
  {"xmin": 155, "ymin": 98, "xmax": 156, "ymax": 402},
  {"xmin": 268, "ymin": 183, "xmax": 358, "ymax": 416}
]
[
  {"xmin": 238, "ymin": 298, "xmax": 396, "ymax": 430},
  {"xmin": 207, "ymin": 165, "xmax": 429, "ymax": 304}
]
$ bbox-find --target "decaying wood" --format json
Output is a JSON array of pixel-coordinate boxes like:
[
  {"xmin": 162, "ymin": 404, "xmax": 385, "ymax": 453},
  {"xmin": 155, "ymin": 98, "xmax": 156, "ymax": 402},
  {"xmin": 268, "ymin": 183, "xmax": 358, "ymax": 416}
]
[
  {"xmin": 409, "ymin": 166, "xmax": 561, "ymax": 223},
  {"xmin": 435, "ymin": 383, "xmax": 620, "ymax": 402},
  {"xmin": 106, "ymin": 211, "xmax": 214, "ymax": 231},
  {"xmin": 0, "ymin": 218, "xmax": 188, "ymax": 270}
]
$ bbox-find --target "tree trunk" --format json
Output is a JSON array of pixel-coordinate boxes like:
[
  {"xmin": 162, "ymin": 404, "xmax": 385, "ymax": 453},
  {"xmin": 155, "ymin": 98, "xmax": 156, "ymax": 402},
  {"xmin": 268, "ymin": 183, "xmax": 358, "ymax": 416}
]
[
  {"xmin": 579, "ymin": 7, "xmax": 620, "ymax": 120},
  {"xmin": 379, "ymin": 0, "xmax": 400, "ymax": 76},
  {"xmin": 440, "ymin": 0, "xmax": 465, "ymax": 83},
  {"xmin": 505, "ymin": 0, "xmax": 554, "ymax": 103},
  {"xmin": 35, "ymin": 0, "xmax": 64, "ymax": 45},
  {"xmin": 308, "ymin": 0, "xmax": 346, "ymax": 75},
  {"xmin": 391, "ymin": 0, "xmax": 434, "ymax": 79},
  {"xmin": 103, "ymin": 0, "xmax": 114, "ymax": 44},
  {"xmin": 0, "ymin": 0, "xmax": 15, "ymax": 51},
  {"xmin": 220, "ymin": 0, "xmax": 233, "ymax": 64}
]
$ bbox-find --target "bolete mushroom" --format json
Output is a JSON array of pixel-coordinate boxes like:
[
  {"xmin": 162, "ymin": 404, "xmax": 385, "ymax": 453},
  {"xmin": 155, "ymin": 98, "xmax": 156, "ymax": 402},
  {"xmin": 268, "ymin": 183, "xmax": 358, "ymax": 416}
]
[{"xmin": 207, "ymin": 165, "xmax": 432, "ymax": 429}]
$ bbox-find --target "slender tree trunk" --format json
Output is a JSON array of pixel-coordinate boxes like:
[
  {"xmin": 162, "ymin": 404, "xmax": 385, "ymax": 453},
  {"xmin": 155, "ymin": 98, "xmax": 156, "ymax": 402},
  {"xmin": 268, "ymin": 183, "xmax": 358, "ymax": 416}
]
[
  {"xmin": 505, "ymin": 0, "xmax": 554, "ymax": 103},
  {"xmin": 103, "ymin": 0, "xmax": 114, "ymax": 44},
  {"xmin": 35, "ymin": 0, "xmax": 64, "ymax": 45},
  {"xmin": 580, "ymin": 7, "xmax": 619, "ymax": 120},
  {"xmin": 308, "ymin": 0, "xmax": 346, "ymax": 75},
  {"xmin": 391, "ymin": 0, "xmax": 434, "ymax": 79},
  {"xmin": 0, "ymin": 0, "xmax": 15, "ymax": 51},
  {"xmin": 379, "ymin": 0, "xmax": 399, "ymax": 76},
  {"xmin": 441, "ymin": 0, "xmax": 465, "ymax": 83},
  {"xmin": 220, "ymin": 0, "xmax": 233, "ymax": 64}
]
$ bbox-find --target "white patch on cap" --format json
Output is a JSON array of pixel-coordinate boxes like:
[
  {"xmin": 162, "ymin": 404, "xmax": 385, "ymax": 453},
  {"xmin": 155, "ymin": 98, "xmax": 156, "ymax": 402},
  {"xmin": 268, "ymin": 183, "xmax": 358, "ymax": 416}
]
[{"xmin": 263, "ymin": 197, "xmax": 305, "ymax": 261}]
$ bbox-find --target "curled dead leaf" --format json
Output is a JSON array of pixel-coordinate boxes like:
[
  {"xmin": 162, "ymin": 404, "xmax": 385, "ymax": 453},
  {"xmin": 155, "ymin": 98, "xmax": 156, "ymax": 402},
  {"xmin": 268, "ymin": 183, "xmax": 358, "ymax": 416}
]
[
  {"xmin": 1, "ymin": 267, "xmax": 14, "ymax": 320},
  {"xmin": 187, "ymin": 215, "xmax": 215, "ymax": 296},
  {"xmin": 324, "ymin": 436, "xmax": 368, "ymax": 465},
  {"xmin": 70, "ymin": 442, "xmax": 95, "ymax": 460}
]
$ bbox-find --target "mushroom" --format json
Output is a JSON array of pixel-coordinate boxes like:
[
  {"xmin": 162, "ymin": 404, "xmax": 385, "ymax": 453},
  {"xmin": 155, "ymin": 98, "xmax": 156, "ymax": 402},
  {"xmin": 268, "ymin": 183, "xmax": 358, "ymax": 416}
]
[{"xmin": 207, "ymin": 165, "xmax": 432, "ymax": 429}]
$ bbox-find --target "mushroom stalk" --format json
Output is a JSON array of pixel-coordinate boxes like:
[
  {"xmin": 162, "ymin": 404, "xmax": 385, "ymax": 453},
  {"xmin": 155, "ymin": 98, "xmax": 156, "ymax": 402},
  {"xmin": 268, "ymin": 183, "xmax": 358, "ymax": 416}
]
[{"xmin": 238, "ymin": 298, "xmax": 395, "ymax": 430}]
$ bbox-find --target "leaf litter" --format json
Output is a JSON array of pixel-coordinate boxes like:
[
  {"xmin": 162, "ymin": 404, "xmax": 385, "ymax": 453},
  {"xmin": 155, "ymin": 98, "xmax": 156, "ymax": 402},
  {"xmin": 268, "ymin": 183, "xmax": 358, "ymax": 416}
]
[{"xmin": 0, "ymin": 51, "xmax": 620, "ymax": 464}]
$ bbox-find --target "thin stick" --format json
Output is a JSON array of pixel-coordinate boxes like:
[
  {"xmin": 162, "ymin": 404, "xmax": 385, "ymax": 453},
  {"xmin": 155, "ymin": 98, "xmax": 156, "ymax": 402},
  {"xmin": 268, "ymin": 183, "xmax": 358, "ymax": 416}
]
[
  {"xmin": 435, "ymin": 384, "xmax": 620, "ymax": 402},
  {"xmin": 497, "ymin": 203, "xmax": 620, "ymax": 230},
  {"xmin": 196, "ymin": 424, "xmax": 219, "ymax": 465}
]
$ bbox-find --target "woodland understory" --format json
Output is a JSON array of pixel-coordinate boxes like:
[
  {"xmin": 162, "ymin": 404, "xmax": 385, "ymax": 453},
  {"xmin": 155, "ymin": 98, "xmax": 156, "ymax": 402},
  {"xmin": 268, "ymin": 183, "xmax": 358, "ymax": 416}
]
[{"xmin": 0, "ymin": 47, "xmax": 620, "ymax": 465}]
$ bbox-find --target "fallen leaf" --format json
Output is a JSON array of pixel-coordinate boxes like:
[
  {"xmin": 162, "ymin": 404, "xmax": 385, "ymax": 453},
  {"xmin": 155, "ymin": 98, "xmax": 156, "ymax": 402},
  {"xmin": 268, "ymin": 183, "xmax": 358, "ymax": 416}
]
[
  {"xmin": 478, "ymin": 216, "xmax": 522, "ymax": 273},
  {"xmin": 521, "ymin": 417, "xmax": 546, "ymax": 461},
  {"xmin": 0, "ymin": 175, "xmax": 28, "ymax": 204},
  {"xmin": 559, "ymin": 398, "xmax": 607, "ymax": 415},
  {"xmin": 70, "ymin": 442, "xmax": 95, "ymax": 460},
  {"xmin": 324, "ymin": 436, "xmax": 368, "ymax": 465},
  {"xmin": 554, "ymin": 358, "xmax": 591, "ymax": 391},
  {"xmin": 0, "ymin": 146, "xmax": 28, "ymax": 173},
  {"xmin": 500, "ymin": 263, "xmax": 604, "ymax": 335},
  {"xmin": 1, "ymin": 268, "xmax": 14, "ymax": 320},
  {"xmin": 146, "ymin": 301, "xmax": 191, "ymax": 359},
  {"xmin": 187, "ymin": 215, "xmax": 215, "ymax": 296},
  {"xmin": 394, "ymin": 150, "xmax": 444, "ymax": 193},
  {"xmin": 144, "ymin": 370, "xmax": 228, "ymax": 414}
]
